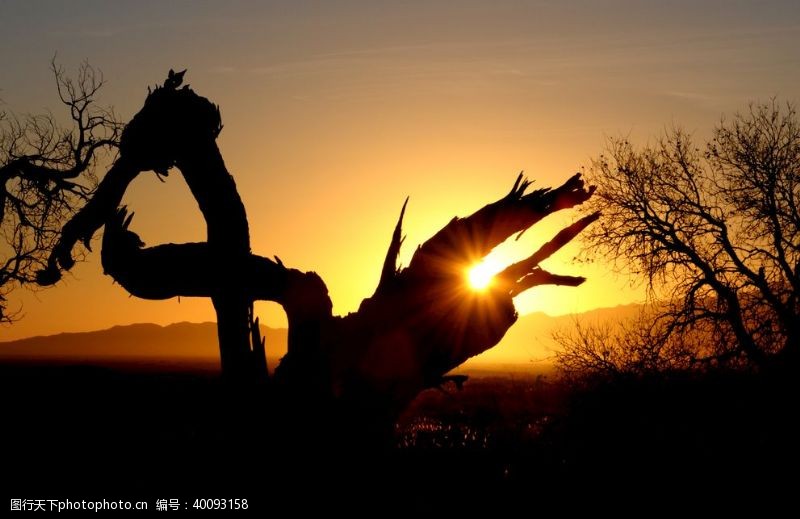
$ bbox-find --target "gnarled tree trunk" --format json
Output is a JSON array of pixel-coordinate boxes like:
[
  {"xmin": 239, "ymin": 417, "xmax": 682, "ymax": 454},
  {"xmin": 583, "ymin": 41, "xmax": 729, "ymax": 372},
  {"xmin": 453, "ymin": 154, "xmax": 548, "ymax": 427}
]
[{"xmin": 41, "ymin": 72, "xmax": 598, "ymax": 432}]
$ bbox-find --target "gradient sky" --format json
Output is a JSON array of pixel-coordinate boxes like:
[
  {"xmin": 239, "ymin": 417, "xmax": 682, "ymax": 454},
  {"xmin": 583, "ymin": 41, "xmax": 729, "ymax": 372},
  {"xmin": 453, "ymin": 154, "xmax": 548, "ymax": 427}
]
[{"xmin": 2, "ymin": 0, "xmax": 799, "ymax": 340}]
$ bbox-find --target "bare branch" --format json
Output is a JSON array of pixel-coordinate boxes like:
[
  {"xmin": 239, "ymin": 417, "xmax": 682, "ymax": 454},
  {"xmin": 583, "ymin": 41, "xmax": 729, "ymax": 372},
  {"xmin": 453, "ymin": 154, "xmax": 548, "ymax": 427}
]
[
  {"xmin": 376, "ymin": 196, "xmax": 408, "ymax": 293},
  {"xmin": 0, "ymin": 60, "xmax": 121, "ymax": 321}
]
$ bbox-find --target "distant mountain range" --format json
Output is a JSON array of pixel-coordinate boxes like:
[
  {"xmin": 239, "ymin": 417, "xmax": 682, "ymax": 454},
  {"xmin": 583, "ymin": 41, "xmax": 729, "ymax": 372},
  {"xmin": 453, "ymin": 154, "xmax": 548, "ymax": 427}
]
[{"xmin": 0, "ymin": 304, "xmax": 640, "ymax": 368}]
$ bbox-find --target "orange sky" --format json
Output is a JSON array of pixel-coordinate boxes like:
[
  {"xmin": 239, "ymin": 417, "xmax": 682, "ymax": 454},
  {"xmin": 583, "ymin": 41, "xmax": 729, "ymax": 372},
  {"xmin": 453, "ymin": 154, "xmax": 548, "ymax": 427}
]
[{"xmin": 2, "ymin": 1, "xmax": 799, "ymax": 340}]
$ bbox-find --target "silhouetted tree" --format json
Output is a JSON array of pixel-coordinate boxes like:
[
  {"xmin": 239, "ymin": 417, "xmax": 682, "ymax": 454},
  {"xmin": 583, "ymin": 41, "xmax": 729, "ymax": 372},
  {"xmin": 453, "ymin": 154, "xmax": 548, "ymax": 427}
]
[
  {"xmin": 0, "ymin": 60, "xmax": 121, "ymax": 322},
  {"xmin": 38, "ymin": 71, "xmax": 598, "ymax": 428},
  {"xmin": 554, "ymin": 307, "xmax": 698, "ymax": 383},
  {"xmin": 579, "ymin": 101, "xmax": 800, "ymax": 369}
]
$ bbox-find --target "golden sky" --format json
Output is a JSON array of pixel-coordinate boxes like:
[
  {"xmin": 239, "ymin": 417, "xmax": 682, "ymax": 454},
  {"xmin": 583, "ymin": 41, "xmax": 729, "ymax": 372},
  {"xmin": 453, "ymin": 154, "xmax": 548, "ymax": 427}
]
[{"xmin": 2, "ymin": 0, "xmax": 799, "ymax": 340}]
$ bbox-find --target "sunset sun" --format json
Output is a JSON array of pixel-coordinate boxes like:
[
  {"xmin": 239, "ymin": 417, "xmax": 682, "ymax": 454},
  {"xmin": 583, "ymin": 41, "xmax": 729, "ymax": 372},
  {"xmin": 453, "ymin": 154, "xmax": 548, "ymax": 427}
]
[{"xmin": 467, "ymin": 260, "xmax": 502, "ymax": 291}]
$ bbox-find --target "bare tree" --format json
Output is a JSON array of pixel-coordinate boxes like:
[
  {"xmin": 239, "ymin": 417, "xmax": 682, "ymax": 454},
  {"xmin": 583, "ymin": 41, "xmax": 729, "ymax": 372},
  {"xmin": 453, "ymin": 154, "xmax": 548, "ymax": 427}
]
[
  {"xmin": 579, "ymin": 101, "xmax": 800, "ymax": 369},
  {"xmin": 0, "ymin": 60, "xmax": 122, "ymax": 322},
  {"xmin": 554, "ymin": 308, "xmax": 699, "ymax": 383}
]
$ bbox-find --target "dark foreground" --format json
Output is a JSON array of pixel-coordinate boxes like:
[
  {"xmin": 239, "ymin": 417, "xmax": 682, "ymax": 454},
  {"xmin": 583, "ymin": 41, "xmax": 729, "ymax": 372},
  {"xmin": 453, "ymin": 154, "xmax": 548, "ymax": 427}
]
[{"xmin": 0, "ymin": 360, "xmax": 797, "ymax": 512}]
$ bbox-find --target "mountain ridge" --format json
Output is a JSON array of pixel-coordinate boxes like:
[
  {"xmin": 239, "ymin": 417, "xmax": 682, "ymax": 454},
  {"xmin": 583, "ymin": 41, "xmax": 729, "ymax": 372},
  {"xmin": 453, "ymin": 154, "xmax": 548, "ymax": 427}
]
[{"xmin": 0, "ymin": 304, "xmax": 642, "ymax": 366}]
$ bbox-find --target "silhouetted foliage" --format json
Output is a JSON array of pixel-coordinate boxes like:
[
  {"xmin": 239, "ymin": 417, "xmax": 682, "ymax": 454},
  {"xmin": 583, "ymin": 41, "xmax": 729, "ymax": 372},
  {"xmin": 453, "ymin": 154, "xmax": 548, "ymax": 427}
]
[
  {"xmin": 554, "ymin": 307, "xmax": 698, "ymax": 383},
  {"xmin": 0, "ymin": 60, "xmax": 121, "ymax": 322},
  {"xmin": 578, "ymin": 101, "xmax": 800, "ymax": 369}
]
